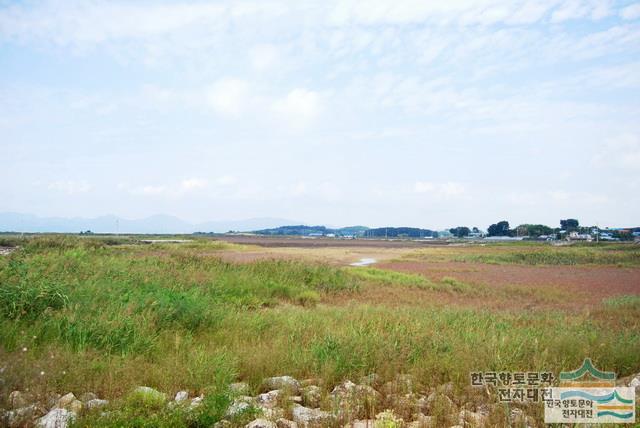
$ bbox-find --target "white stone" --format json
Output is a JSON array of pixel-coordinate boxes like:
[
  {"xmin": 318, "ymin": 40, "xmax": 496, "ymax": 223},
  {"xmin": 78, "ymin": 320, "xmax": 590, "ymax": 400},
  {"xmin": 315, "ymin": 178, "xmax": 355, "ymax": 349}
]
[
  {"xmin": 292, "ymin": 406, "xmax": 335, "ymax": 428},
  {"xmin": 36, "ymin": 408, "xmax": 76, "ymax": 428},
  {"xmin": 85, "ymin": 399, "xmax": 109, "ymax": 410},
  {"xmin": 263, "ymin": 376, "xmax": 301, "ymax": 394},
  {"xmin": 246, "ymin": 418, "xmax": 277, "ymax": 428},
  {"xmin": 175, "ymin": 391, "xmax": 189, "ymax": 402}
]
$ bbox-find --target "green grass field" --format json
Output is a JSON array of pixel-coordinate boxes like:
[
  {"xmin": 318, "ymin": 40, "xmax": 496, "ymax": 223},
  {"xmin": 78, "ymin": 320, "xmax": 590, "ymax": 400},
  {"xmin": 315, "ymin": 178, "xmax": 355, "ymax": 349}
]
[{"xmin": 1, "ymin": 236, "xmax": 639, "ymax": 426}]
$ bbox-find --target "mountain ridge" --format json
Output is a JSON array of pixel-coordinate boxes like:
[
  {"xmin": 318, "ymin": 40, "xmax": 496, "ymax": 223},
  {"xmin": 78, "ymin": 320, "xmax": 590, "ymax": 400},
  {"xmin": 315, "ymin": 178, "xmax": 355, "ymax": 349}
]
[{"xmin": 0, "ymin": 212, "xmax": 300, "ymax": 234}]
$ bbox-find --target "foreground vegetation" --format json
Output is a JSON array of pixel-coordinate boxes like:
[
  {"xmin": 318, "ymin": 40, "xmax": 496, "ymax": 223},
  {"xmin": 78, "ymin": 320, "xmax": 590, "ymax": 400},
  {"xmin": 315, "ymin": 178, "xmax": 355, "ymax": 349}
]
[{"xmin": 1, "ymin": 236, "xmax": 639, "ymax": 426}]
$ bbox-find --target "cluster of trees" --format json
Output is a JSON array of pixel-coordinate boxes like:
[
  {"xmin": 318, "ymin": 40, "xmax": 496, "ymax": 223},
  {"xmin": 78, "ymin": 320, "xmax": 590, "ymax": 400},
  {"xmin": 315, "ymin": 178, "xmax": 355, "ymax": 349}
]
[
  {"xmin": 366, "ymin": 227, "xmax": 437, "ymax": 238},
  {"xmin": 448, "ymin": 226, "xmax": 481, "ymax": 238}
]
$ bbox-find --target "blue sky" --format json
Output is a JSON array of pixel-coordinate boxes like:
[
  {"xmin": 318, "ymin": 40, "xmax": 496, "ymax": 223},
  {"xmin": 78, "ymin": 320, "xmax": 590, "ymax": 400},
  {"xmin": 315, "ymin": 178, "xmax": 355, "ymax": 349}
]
[{"xmin": 1, "ymin": 0, "xmax": 639, "ymax": 229}]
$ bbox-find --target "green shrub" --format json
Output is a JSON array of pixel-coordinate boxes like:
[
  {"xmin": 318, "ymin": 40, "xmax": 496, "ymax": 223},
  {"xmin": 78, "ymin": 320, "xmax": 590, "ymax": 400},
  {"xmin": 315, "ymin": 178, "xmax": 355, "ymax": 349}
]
[
  {"xmin": 295, "ymin": 290, "xmax": 320, "ymax": 307},
  {"xmin": 0, "ymin": 280, "xmax": 68, "ymax": 320}
]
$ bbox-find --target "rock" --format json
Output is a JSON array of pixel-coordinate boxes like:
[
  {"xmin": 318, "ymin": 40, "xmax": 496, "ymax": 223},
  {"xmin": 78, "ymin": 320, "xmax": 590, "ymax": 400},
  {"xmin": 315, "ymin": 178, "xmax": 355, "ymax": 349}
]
[
  {"xmin": 407, "ymin": 414, "xmax": 434, "ymax": 428},
  {"xmin": 190, "ymin": 395, "xmax": 204, "ymax": 409},
  {"xmin": 85, "ymin": 399, "xmax": 109, "ymax": 410},
  {"xmin": 79, "ymin": 392, "xmax": 98, "ymax": 402},
  {"xmin": 246, "ymin": 418, "xmax": 277, "ymax": 428},
  {"xmin": 262, "ymin": 407, "xmax": 286, "ymax": 420},
  {"xmin": 276, "ymin": 418, "xmax": 298, "ymax": 428},
  {"xmin": 175, "ymin": 391, "xmax": 189, "ymax": 402},
  {"xmin": 458, "ymin": 410, "xmax": 486, "ymax": 427},
  {"xmin": 55, "ymin": 393, "xmax": 83, "ymax": 414},
  {"xmin": 36, "ymin": 408, "xmax": 76, "ymax": 428},
  {"xmin": 629, "ymin": 374, "xmax": 640, "ymax": 393},
  {"xmin": 263, "ymin": 376, "xmax": 301, "ymax": 394},
  {"xmin": 214, "ymin": 420, "xmax": 233, "ymax": 428},
  {"xmin": 382, "ymin": 375, "xmax": 414, "ymax": 396},
  {"xmin": 302, "ymin": 385, "xmax": 322, "ymax": 408},
  {"xmin": 57, "ymin": 393, "xmax": 77, "ymax": 409},
  {"xmin": 292, "ymin": 406, "xmax": 336, "ymax": 428},
  {"xmin": 45, "ymin": 393, "xmax": 61, "ymax": 410},
  {"xmin": 330, "ymin": 381, "xmax": 380, "ymax": 419},
  {"xmin": 386, "ymin": 393, "xmax": 423, "ymax": 421},
  {"xmin": 5, "ymin": 404, "xmax": 47, "ymax": 428},
  {"xmin": 347, "ymin": 419, "xmax": 376, "ymax": 428},
  {"xmin": 9, "ymin": 391, "xmax": 34, "ymax": 409},
  {"xmin": 425, "ymin": 392, "xmax": 456, "ymax": 414},
  {"xmin": 230, "ymin": 382, "xmax": 251, "ymax": 395},
  {"xmin": 289, "ymin": 396, "xmax": 303, "ymax": 404},
  {"xmin": 226, "ymin": 396, "xmax": 257, "ymax": 418},
  {"xmin": 258, "ymin": 390, "xmax": 282, "ymax": 409},
  {"xmin": 415, "ymin": 395, "xmax": 430, "ymax": 414}
]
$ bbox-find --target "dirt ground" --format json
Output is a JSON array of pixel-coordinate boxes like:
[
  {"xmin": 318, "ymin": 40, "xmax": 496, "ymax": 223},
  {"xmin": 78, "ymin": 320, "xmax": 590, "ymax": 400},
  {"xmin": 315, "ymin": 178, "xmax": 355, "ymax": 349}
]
[
  {"xmin": 376, "ymin": 260, "xmax": 640, "ymax": 303},
  {"xmin": 212, "ymin": 236, "xmax": 640, "ymax": 310}
]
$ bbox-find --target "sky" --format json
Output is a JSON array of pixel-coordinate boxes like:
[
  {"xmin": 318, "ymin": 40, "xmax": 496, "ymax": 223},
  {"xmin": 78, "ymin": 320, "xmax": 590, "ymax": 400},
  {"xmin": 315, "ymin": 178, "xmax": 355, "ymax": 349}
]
[{"xmin": 1, "ymin": 0, "xmax": 639, "ymax": 230}]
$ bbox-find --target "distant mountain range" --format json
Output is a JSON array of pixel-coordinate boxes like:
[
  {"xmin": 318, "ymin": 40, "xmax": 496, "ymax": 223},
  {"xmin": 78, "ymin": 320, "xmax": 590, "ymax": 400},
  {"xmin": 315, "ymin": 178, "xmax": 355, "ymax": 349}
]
[{"xmin": 0, "ymin": 212, "xmax": 299, "ymax": 234}]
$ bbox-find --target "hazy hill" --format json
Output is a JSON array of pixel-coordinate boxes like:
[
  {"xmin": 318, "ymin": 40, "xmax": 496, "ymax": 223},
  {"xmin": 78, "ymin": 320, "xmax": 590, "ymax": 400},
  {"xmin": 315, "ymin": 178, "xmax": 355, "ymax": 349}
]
[{"xmin": 0, "ymin": 212, "xmax": 298, "ymax": 234}]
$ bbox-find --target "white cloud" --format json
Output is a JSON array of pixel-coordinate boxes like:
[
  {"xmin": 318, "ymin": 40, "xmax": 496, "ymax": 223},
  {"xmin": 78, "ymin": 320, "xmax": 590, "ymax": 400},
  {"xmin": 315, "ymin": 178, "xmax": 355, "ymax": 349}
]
[
  {"xmin": 621, "ymin": 3, "xmax": 640, "ymax": 19},
  {"xmin": 551, "ymin": 0, "xmax": 590, "ymax": 22},
  {"xmin": 206, "ymin": 78, "xmax": 251, "ymax": 117},
  {"xmin": 181, "ymin": 178, "xmax": 207, "ymax": 190},
  {"xmin": 47, "ymin": 180, "xmax": 91, "ymax": 195},
  {"xmin": 272, "ymin": 88, "xmax": 321, "ymax": 125}
]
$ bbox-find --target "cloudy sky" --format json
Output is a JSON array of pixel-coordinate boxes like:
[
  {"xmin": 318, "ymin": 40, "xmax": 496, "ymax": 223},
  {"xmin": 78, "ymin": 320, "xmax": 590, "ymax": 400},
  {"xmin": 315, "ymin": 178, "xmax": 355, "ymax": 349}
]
[{"xmin": 1, "ymin": 0, "xmax": 639, "ymax": 229}]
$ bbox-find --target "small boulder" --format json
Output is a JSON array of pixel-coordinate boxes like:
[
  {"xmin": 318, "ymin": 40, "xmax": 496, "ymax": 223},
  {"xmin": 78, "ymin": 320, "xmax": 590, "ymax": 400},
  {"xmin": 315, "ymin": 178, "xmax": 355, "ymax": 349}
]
[
  {"xmin": 407, "ymin": 414, "xmax": 434, "ymax": 428},
  {"xmin": 258, "ymin": 390, "xmax": 282, "ymax": 409},
  {"xmin": 56, "ymin": 393, "xmax": 77, "ymax": 409},
  {"xmin": 263, "ymin": 376, "xmax": 301, "ymax": 394},
  {"xmin": 246, "ymin": 418, "xmax": 277, "ymax": 428},
  {"xmin": 348, "ymin": 419, "xmax": 376, "ymax": 428},
  {"xmin": 5, "ymin": 404, "xmax": 46, "ymax": 428},
  {"xmin": 629, "ymin": 374, "xmax": 640, "ymax": 392},
  {"xmin": 425, "ymin": 392, "xmax": 456, "ymax": 414},
  {"xmin": 292, "ymin": 406, "xmax": 335, "ymax": 428},
  {"xmin": 175, "ymin": 391, "xmax": 189, "ymax": 402},
  {"xmin": 226, "ymin": 396, "xmax": 257, "ymax": 418},
  {"xmin": 36, "ymin": 408, "xmax": 76, "ymax": 428},
  {"xmin": 190, "ymin": 395, "xmax": 204, "ymax": 409},
  {"xmin": 302, "ymin": 385, "xmax": 322, "ymax": 408},
  {"xmin": 458, "ymin": 410, "xmax": 486, "ymax": 427},
  {"xmin": 79, "ymin": 392, "xmax": 98, "ymax": 403},
  {"xmin": 330, "ymin": 381, "xmax": 380, "ymax": 419},
  {"xmin": 56, "ymin": 393, "xmax": 83, "ymax": 414},
  {"xmin": 85, "ymin": 399, "xmax": 109, "ymax": 411},
  {"xmin": 9, "ymin": 391, "xmax": 34, "ymax": 409},
  {"xmin": 276, "ymin": 418, "xmax": 298, "ymax": 428}
]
